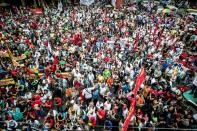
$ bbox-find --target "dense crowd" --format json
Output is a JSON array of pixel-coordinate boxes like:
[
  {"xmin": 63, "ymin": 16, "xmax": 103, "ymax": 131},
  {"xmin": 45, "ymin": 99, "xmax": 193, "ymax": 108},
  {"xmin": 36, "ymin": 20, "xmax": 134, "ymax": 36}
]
[{"xmin": 0, "ymin": 2, "xmax": 197, "ymax": 131}]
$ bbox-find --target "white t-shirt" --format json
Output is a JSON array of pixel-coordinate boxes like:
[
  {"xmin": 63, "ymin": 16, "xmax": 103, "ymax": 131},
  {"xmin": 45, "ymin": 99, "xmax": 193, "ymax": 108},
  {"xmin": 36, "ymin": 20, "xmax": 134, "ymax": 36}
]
[
  {"xmin": 122, "ymin": 108, "xmax": 128, "ymax": 119},
  {"xmin": 82, "ymin": 87, "xmax": 94, "ymax": 99},
  {"xmin": 88, "ymin": 73, "xmax": 94, "ymax": 82},
  {"xmin": 104, "ymin": 101, "xmax": 111, "ymax": 111},
  {"xmin": 74, "ymin": 72, "xmax": 81, "ymax": 80},
  {"xmin": 24, "ymin": 92, "xmax": 32, "ymax": 99},
  {"xmin": 96, "ymin": 101, "xmax": 103, "ymax": 109},
  {"xmin": 100, "ymin": 86, "xmax": 107, "ymax": 96}
]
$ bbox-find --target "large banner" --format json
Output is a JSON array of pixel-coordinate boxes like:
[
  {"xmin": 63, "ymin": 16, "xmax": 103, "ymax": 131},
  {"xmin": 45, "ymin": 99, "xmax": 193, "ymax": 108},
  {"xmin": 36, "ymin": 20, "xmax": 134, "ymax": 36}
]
[
  {"xmin": 122, "ymin": 68, "xmax": 146, "ymax": 131},
  {"xmin": 80, "ymin": 0, "xmax": 95, "ymax": 6}
]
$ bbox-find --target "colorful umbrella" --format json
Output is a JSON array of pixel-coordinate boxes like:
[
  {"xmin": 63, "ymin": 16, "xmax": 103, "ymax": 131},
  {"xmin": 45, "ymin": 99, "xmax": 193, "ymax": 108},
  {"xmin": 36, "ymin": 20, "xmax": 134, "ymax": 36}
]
[{"xmin": 162, "ymin": 9, "xmax": 170, "ymax": 14}]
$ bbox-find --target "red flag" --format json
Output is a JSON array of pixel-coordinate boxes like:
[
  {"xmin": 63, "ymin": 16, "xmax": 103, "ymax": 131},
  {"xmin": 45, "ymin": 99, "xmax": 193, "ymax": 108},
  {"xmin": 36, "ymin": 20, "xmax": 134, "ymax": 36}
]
[
  {"xmin": 133, "ymin": 68, "xmax": 146, "ymax": 96},
  {"xmin": 122, "ymin": 101, "xmax": 136, "ymax": 131},
  {"xmin": 122, "ymin": 68, "xmax": 146, "ymax": 131}
]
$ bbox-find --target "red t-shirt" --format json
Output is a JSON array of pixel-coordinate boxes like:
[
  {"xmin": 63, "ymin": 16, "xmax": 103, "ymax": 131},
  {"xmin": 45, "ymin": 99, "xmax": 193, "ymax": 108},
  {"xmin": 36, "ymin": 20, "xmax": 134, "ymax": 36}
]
[
  {"xmin": 50, "ymin": 64, "xmax": 56, "ymax": 73},
  {"xmin": 45, "ymin": 68, "xmax": 50, "ymax": 75},
  {"xmin": 97, "ymin": 109, "xmax": 106, "ymax": 120},
  {"xmin": 31, "ymin": 95, "xmax": 42, "ymax": 109},
  {"xmin": 29, "ymin": 111, "xmax": 36, "ymax": 119},
  {"xmin": 89, "ymin": 116, "xmax": 96, "ymax": 126},
  {"xmin": 54, "ymin": 97, "xmax": 62, "ymax": 106},
  {"xmin": 11, "ymin": 71, "xmax": 17, "ymax": 76},
  {"xmin": 105, "ymin": 57, "xmax": 110, "ymax": 63},
  {"xmin": 45, "ymin": 100, "xmax": 52, "ymax": 111}
]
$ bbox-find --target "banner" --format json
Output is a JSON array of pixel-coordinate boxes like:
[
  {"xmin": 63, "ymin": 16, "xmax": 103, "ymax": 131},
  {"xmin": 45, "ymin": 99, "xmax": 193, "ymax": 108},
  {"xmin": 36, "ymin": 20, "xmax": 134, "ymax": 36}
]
[
  {"xmin": 0, "ymin": 78, "xmax": 15, "ymax": 86},
  {"xmin": 80, "ymin": 0, "xmax": 95, "ymax": 6},
  {"xmin": 122, "ymin": 68, "xmax": 146, "ymax": 131}
]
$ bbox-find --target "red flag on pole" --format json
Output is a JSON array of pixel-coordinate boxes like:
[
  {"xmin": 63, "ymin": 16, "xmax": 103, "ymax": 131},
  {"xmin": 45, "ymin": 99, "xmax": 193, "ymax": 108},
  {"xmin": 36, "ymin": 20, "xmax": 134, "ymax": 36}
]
[
  {"xmin": 133, "ymin": 68, "xmax": 146, "ymax": 96},
  {"xmin": 122, "ymin": 68, "xmax": 146, "ymax": 131}
]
